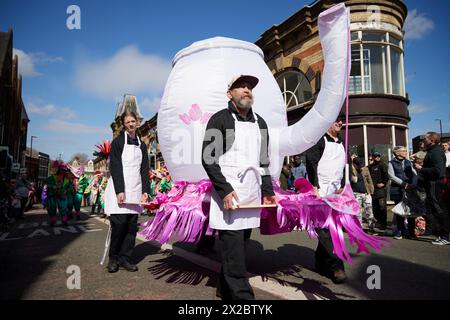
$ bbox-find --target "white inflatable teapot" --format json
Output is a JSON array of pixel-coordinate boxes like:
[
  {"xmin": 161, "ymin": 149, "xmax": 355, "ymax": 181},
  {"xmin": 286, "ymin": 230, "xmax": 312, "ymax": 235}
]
[{"xmin": 157, "ymin": 3, "xmax": 349, "ymax": 183}]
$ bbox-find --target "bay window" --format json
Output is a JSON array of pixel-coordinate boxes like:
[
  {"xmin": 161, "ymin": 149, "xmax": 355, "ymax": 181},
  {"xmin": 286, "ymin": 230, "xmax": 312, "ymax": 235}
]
[{"xmin": 350, "ymin": 30, "xmax": 405, "ymax": 97}]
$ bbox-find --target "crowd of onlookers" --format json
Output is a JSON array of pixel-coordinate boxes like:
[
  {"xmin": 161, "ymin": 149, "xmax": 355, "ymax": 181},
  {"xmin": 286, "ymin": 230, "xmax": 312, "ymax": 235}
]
[{"xmin": 0, "ymin": 173, "xmax": 38, "ymax": 230}]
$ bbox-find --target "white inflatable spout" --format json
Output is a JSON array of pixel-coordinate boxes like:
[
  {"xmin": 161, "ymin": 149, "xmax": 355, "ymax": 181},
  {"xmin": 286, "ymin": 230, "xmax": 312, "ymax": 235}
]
[{"xmin": 276, "ymin": 3, "xmax": 350, "ymax": 161}]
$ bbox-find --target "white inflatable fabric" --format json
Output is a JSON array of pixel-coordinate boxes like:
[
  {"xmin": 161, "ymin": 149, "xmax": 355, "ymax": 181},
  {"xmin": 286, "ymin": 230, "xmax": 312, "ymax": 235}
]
[{"xmin": 157, "ymin": 3, "xmax": 349, "ymax": 183}]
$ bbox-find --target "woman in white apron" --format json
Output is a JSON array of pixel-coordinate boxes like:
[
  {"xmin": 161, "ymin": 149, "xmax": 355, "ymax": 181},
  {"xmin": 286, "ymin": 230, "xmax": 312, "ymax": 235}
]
[
  {"xmin": 103, "ymin": 111, "xmax": 150, "ymax": 273},
  {"xmin": 202, "ymin": 75, "xmax": 276, "ymax": 300}
]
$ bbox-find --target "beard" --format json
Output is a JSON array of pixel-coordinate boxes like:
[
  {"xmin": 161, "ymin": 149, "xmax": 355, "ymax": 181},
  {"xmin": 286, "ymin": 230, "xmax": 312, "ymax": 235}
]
[{"xmin": 235, "ymin": 95, "xmax": 253, "ymax": 111}]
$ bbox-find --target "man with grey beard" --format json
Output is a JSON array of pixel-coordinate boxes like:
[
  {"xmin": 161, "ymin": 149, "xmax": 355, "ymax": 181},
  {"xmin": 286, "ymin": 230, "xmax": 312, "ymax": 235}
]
[{"xmin": 202, "ymin": 75, "xmax": 276, "ymax": 300}]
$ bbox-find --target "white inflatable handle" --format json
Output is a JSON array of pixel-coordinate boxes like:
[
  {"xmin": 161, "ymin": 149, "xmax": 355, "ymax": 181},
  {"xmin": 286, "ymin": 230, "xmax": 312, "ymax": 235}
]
[{"xmin": 275, "ymin": 3, "xmax": 350, "ymax": 158}]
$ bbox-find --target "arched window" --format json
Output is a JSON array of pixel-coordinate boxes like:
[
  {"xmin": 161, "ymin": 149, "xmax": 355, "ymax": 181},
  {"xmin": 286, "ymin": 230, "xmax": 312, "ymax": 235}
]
[{"xmin": 276, "ymin": 70, "xmax": 313, "ymax": 109}]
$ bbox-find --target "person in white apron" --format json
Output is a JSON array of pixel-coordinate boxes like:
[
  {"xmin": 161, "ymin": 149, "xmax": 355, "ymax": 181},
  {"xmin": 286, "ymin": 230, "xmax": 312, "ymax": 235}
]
[
  {"xmin": 202, "ymin": 75, "xmax": 276, "ymax": 300},
  {"xmin": 104, "ymin": 111, "xmax": 150, "ymax": 273},
  {"xmin": 305, "ymin": 119, "xmax": 347, "ymax": 283}
]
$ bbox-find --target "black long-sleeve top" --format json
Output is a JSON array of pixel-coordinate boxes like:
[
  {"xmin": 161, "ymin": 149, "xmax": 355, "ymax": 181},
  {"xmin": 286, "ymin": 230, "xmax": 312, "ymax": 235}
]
[
  {"xmin": 304, "ymin": 133, "xmax": 345, "ymax": 188},
  {"xmin": 109, "ymin": 131, "xmax": 150, "ymax": 195},
  {"xmin": 420, "ymin": 144, "xmax": 446, "ymax": 181},
  {"xmin": 201, "ymin": 101, "xmax": 275, "ymax": 200}
]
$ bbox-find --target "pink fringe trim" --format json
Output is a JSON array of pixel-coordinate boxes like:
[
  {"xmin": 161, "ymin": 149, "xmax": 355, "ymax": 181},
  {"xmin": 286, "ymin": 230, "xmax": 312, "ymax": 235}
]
[{"xmin": 139, "ymin": 178, "xmax": 390, "ymax": 264}]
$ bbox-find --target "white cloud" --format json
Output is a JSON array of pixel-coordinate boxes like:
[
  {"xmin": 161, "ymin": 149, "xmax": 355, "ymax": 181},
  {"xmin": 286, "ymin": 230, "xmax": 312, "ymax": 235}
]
[
  {"xmin": 409, "ymin": 104, "xmax": 429, "ymax": 114},
  {"xmin": 140, "ymin": 96, "xmax": 161, "ymax": 113},
  {"xmin": 404, "ymin": 9, "xmax": 434, "ymax": 40},
  {"xmin": 13, "ymin": 49, "xmax": 41, "ymax": 77},
  {"xmin": 75, "ymin": 45, "xmax": 171, "ymax": 99},
  {"xmin": 44, "ymin": 119, "xmax": 110, "ymax": 135},
  {"xmin": 13, "ymin": 49, "xmax": 64, "ymax": 78},
  {"xmin": 31, "ymin": 52, "xmax": 65, "ymax": 64},
  {"xmin": 27, "ymin": 100, "xmax": 77, "ymax": 120}
]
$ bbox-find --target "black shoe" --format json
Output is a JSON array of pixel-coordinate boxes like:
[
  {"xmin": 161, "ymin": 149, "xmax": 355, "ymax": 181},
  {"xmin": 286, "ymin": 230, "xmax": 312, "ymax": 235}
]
[
  {"xmin": 107, "ymin": 259, "xmax": 119, "ymax": 273},
  {"xmin": 119, "ymin": 260, "xmax": 138, "ymax": 272},
  {"xmin": 331, "ymin": 269, "xmax": 347, "ymax": 284}
]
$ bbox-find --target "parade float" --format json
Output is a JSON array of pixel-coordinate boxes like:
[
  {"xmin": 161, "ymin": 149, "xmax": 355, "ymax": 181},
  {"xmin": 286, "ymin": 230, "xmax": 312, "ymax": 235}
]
[{"xmin": 140, "ymin": 3, "xmax": 390, "ymax": 263}]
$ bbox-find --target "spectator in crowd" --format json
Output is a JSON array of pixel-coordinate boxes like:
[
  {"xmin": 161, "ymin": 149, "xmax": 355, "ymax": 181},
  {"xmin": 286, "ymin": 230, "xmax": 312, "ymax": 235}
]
[
  {"xmin": 441, "ymin": 140, "xmax": 450, "ymax": 167},
  {"xmin": 388, "ymin": 146, "xmax": 418, "ymax": 240},
  {"xmin": 414, "ymin": 132, "xmax": 449, "ymax": 245},
  {"xmin": 291, "ymin": 155, "xmax": 307, "ymax": 180},
  {"xmin": 279, "ymin": 165, "xmax": 290, "ymax": 190},
  {"xmin": 350, "ymin": 156, "xmax": 376, "ymax": 233},
  {"xmin": 369, "ymin": 152, "xmax": 389, "ymax": 231},
  {"xmin": 14, "ymin": 174, "xmax": 30, "ymax": 220}
]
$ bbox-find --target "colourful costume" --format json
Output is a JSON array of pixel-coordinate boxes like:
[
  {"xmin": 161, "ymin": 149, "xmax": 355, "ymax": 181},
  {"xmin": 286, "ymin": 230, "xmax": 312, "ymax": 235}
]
[
  {"xmin": 74, "ymin": 174, "xmax": 89, "ymax": 218},
  {"xmin": 46, "ymin": 162, "xmax": 70, "ymax": 226},
  {"xmin": 68, "ymin": 165, "xmax": 89, "ymax": 220},
  {"xmin": 158, "ymin": 177, "xmax": 172, "ymax": 193}
]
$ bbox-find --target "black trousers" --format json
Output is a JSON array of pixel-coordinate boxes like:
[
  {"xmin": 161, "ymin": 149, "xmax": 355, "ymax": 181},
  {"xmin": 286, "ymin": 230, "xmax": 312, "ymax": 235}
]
[
  {"xmin": 197, "ymin": 222, "xmax": 216, "ymax": 250},
  {"xmin": 425, "ymin": 180, "xmax": 449, "ymax": 238},
  {"xmin": 315, "ymin": 228, "xmax": 344, "ymax": 273},
  {"xmin": 108, "ymin": 214, "xmax": 138, "ymax": 263},
  {"xmin": 372, "ymin": 197, "xmax": 387, "ymax": 228},
  {"xmin": 217, "ymin": 229, "xmax": 254, "ymax": 300}
]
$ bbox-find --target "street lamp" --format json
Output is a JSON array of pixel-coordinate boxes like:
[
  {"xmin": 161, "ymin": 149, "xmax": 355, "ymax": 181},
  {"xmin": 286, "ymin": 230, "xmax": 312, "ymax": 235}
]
[{"xmin": 435, "ymin": 119, "xmax": 443, "ymax": 142}]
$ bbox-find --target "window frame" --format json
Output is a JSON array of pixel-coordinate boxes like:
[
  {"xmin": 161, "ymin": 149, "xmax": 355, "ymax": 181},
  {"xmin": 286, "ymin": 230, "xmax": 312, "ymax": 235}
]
[
  {"xmin": 350, "ymin": 30, "xmax": 405, "ymax": 97},
  {"xmin": 275, "ymin": 69, "xmax": 313, "ymax": 109}
]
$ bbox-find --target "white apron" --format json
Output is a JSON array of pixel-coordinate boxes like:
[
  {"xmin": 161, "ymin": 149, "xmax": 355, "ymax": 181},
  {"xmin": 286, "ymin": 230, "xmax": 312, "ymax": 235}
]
[
  {"xmin": 104, "ymin": 131, "xmax": 143, "ymax": 215},
  {"xmin": 317, "ymin": 136, "xmax": 346, "ymax": 197},
  {"xmin": 209, "ymin": 112, "xmax": 264, "ymax": 230}
]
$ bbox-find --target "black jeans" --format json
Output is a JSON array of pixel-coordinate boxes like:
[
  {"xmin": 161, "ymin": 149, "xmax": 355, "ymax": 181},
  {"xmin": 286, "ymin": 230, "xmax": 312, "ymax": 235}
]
[
  {"xmin": 315, "ymin": 228, "xmax": 344, "ymax": 273},
  {"xmin": 425, "ymin": 180, "xmax": 449, "ymax": 238},
  {"xmin": 217, "ymin": 229, "xmax": 254, "ymax": 300},
  {"xmin": 372, "ymin": 196, "xmax": 387, "ymax": 228},
  {"xmin": 108, "ymin": 214, "xmax": 138, "ymax": 263}
]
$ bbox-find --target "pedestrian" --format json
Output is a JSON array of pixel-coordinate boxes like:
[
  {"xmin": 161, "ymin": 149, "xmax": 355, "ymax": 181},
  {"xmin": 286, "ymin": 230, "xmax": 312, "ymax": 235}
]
[
  {"xmin": 14, "ymin": 174, "xmax": 30, "ymax": 220},
  {"xmin": 414, "ymin": 132, "xmax": 449, "ymax": 245},
  {"xmin": 441, "ymin": 140, "xmax": 450, "ymax": 167},
  {"xmin": 41, "ymin": 184, "xmax": 47, "ymax": 209},
  {"xmin": 369, "ymin": 151, "xmax": 389, "ymax": 231},
  {"xmin": 279, "ymin": 164, "xmax": 291, "ymax": 190},
  {"xmin": 202, "ymin": 75, "xmax": 276, "ymax": 300},
  {"xmin": 351, "ymin": 156, "xmax": 376, "ymax": 233},
  {"xmin": 104, "ymin": 110, "xmax": 150, "ymax": 272},
  {"xmin": 388, "ymin": 146, "xmax": 418, "ymax": 240},
  {"xmin": 291, "ymin": 155, "xmax": 307, "ymax": 180},
  {"xmin": 305, "ymin": 118, "xmax": 347, "ymax": 284},
  {"xmin": 90, "ymin": 171, "xmax": 103, "ymax": 215}
]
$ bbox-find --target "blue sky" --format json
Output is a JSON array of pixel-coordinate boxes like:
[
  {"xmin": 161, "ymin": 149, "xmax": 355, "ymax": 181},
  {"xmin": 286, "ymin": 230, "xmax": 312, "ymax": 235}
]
[{"xmin": 0, "ymin": 0, "xmax": 448, "ymax": 161}]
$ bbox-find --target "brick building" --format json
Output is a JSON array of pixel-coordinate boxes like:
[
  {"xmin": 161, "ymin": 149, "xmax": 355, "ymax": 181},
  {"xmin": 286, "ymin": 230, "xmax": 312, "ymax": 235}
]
[
  {"xmin": 0, "ymin": 29, "xmax": 29, "ymax": 177},
  {"xmin": 256, "ymin": 0, "xmax": 409, "ymax": 164}
]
